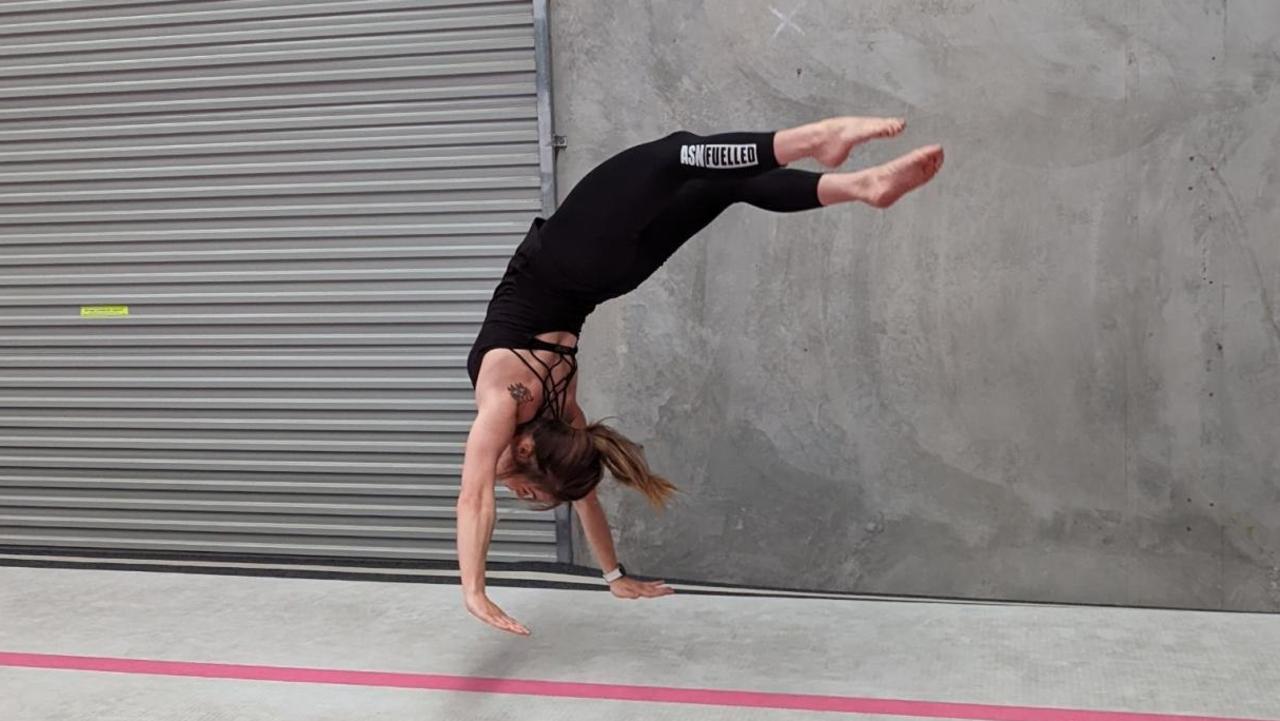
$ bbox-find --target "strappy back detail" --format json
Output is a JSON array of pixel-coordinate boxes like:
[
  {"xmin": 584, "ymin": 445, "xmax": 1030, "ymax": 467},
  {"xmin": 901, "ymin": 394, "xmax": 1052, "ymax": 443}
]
[{"xmin": 507, "ymin": 339, "xmax": 578, "ymax": 422}]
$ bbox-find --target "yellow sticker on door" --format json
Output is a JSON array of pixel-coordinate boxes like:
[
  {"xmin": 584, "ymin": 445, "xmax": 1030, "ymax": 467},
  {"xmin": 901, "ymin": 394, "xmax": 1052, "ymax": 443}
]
[{"xmin": 80, "ymin": 305, "xmax": 129, "ymax": 318}]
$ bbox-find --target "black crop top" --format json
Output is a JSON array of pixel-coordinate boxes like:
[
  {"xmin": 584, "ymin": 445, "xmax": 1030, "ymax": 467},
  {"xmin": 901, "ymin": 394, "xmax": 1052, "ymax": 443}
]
[
  {"xmin": 465, "ymin": 218, "xmax": 591, "ymax": 410},
  {"xmin": 467, "ymin": 208, "xmax": 684, "ymax": 403}
]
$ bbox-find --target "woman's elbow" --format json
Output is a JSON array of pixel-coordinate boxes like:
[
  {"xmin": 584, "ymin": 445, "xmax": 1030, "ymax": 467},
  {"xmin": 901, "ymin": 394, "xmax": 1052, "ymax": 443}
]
[{"xmin": 456, "ymin": 492, "xmax": 490, "ymax": 515}]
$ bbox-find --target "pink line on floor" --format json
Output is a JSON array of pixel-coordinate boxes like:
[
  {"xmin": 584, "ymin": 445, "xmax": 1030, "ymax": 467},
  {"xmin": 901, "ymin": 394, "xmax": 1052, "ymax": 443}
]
[{"xmin": 0, "ymin": 651, "xmax": 1268, "ymax": 721}]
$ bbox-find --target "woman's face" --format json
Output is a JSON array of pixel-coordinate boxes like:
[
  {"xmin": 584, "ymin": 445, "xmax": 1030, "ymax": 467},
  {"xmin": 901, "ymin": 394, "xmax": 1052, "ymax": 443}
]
[
  {"xmin": 500, "ymin": 474, "xmax": 555, "ymax": 505},
  {"xmin": 495, "ymin": 437, "xmax": 556, "ymax": 505}
]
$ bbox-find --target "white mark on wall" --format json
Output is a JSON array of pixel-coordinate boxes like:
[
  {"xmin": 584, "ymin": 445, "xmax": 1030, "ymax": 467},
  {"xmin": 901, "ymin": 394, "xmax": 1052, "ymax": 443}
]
[{"xmin": 769, "ymin": 1, "xmax": 807, "ymax": 40}]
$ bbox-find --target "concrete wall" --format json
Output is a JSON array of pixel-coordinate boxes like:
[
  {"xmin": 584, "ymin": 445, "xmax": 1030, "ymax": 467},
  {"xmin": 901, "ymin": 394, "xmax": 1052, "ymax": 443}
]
[{"xmin": 551, "ymin": 0, "xmax": 1280, "ymax": 611}]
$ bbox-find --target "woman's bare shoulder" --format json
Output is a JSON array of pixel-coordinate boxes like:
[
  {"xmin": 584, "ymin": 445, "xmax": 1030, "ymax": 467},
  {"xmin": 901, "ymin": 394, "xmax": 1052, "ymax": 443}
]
[{"xmin": 475, "ymin": 353, "xmax": 541, "ymax": 421}]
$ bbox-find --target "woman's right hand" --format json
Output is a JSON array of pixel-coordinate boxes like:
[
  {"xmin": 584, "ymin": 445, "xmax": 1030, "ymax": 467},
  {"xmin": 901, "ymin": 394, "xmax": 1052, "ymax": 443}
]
[
  {"xmin": 457, "ymin": 384, "xmax": 522, "ymax": 636},
  {"xmin": 464, "ymin": 591, "xmax": 530, "ymax": 636}
]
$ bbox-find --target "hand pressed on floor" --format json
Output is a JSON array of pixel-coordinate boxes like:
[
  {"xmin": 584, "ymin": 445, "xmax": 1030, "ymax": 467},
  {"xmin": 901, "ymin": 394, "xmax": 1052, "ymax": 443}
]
[
  {"xmin": 465, "ymin": 592, "xmax": 530, "ymax": 636},
  {"xmin": 609, "ymin": 577, "xmax": 675, "ymax": 600}
]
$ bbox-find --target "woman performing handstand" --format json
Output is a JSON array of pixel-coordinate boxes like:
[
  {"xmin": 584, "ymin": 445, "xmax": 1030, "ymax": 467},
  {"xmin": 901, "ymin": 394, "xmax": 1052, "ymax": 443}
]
[{"xmin": 459, "ymin": 117, "xmax": 943, "ymax": 634}]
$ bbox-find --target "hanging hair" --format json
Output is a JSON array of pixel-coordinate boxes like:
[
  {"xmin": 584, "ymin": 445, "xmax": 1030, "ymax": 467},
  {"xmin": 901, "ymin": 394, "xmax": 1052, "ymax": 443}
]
[
  {"xmin": 584, "ymin": 422, "xmax": 677, "ymax": 508},
  {"xmin": 504, "ymin": 417, "xmax": 677, "ymax": 510}
]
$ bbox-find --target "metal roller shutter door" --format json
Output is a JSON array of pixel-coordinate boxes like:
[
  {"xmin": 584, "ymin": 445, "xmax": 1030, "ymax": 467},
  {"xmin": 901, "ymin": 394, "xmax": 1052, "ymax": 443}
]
[{"xmin": 0, "ymin": 0, "xmax": 562, "ymax": 563}]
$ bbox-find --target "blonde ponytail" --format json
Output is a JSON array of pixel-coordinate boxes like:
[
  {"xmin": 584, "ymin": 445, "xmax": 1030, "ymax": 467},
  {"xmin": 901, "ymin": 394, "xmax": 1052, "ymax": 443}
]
[{"xmin": 586, "ymin": 422, "xmax": 677, "ymax": 509}]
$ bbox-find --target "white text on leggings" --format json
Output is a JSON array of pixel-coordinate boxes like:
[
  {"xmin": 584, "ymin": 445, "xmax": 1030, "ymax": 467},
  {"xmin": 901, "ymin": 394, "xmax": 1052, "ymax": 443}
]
[{"xmin": 680, "ymin": 144, "xmax": 759, "ymax": 169}]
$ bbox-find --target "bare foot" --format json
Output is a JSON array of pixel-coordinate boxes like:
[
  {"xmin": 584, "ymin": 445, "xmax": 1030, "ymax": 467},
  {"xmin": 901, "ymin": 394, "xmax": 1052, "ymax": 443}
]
[
  {"xmin": 822, "ymin": 145, "xmax": 944, "ymax": 208},
  {"xmin": 812, "ymin": 116, "xmax": 906, "ymax": 166},
  {"xmin": 774, "ymin": 116, "xmax": 906, "ymax": 166}
]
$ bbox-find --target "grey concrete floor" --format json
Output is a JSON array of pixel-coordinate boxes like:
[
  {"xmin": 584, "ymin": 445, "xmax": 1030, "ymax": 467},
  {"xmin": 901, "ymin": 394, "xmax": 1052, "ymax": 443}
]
[{"xmin": 1, "ymin": 566, "xmax": 1277, "ymax": 721}]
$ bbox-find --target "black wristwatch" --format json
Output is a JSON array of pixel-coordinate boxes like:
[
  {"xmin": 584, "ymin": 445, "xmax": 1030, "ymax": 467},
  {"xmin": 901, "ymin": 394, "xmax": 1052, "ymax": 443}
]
[{"xmin": 602, "ymin": 563, "xmax": 627, "ymax": 583}]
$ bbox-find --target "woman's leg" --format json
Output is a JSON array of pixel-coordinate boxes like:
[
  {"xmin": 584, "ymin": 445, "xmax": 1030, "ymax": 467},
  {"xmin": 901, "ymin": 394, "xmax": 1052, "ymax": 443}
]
[
  {"xmin": 635, "ymin": 142, "xmax": 945, "ymax": 268},
  {"xmin": 542, "ymin": 117, "xmax": 907, "ymax": 243},
  {"xmin": 719, "ymin": 144, "xmax": 945, "ymax": 211},
  {"xmin": 543, "ymin": 130, "xmax": 783, "ymax": 245},
  {"xmin": 635, "ymin": 169, "xmax": 826, "ymax": 268}
]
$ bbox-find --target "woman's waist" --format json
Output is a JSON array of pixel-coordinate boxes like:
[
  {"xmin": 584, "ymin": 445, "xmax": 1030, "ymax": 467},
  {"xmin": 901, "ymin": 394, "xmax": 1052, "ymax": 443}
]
[{"xmin": 476, "ymin": 290, "xmax": 592, "ymax": 341}]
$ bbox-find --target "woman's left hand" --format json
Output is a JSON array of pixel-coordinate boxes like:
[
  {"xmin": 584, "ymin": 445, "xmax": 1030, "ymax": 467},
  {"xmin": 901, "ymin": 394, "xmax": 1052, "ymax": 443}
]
[{"xmin": 609, "ymin": 576, "xmax": 674, "ymax": 599}]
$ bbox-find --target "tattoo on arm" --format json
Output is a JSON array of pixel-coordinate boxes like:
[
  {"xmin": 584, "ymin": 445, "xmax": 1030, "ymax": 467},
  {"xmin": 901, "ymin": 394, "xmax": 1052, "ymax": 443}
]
[{"xmin": 508, "ymin": 383, "xmax": 533, "ymax": 405}]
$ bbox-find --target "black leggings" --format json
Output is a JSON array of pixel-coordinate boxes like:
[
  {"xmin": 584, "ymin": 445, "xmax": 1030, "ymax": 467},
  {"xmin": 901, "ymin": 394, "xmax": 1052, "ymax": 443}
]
[
  {"xmin": 539, "ymin": 130, "xmax": 824, "ymax": 283},
  {"xmin": 467, "ymin": 130, "xmax": 826, "ymax": 387}
]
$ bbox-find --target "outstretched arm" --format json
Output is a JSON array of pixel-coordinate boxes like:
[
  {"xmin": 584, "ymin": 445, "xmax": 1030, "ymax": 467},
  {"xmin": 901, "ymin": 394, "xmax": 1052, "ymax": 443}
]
[
  {"xmin": 566, "ymin": 401, "xmax": 673, "ymax": 600},
  {"xmin": 457, "ymin": 387, "xmax": 529, "ymax": 635}
]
